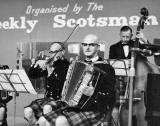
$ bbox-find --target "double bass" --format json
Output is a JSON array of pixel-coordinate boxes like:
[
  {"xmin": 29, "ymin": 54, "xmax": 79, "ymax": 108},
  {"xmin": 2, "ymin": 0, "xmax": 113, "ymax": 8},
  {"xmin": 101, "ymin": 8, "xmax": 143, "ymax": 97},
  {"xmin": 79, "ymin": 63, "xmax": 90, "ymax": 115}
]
[{"xmin": 120, "ymin": 8, "xmax": 160, "ymax": 126}]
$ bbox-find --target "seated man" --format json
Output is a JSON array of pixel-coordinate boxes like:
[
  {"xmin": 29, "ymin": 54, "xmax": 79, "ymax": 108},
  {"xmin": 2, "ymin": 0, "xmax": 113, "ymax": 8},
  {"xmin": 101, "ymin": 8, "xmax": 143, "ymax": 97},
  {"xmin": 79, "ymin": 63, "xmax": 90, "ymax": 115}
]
[
  {"xmin": 24, "ymin": 42, "xmax": 70, "ymax": 125},
  {"xmin": 37, "ymin": 34, "xmax": 116, "ymax": 126}
]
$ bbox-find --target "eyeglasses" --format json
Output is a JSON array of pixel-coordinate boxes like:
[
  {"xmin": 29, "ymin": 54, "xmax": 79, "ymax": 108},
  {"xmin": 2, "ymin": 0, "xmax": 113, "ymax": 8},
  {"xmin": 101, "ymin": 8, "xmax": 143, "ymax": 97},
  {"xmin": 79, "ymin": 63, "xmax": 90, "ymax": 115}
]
[
  {"xmin": 49, "ymin": 49, "xmax": 63, "ymax": 54},
  {"xmin": 81, "ymin": 43, "xmax": 98, "ymax": 47}
]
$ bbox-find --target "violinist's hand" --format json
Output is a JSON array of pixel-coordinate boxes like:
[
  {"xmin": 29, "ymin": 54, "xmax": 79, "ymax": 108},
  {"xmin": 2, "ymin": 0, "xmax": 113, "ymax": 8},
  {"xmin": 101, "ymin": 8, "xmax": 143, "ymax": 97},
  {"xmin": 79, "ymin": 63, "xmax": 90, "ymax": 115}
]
[
  {"xmin": 83, "ymin": 82, "xmax": 95, "ymax": 96},
  {"xmin": 136, "ymin": 31, "xmax": 148, "ymax": 44},
  {"xmin": 34, "ymin": 60, "xmax": 47, "ymax": 70},
  {"xmin": 31, "ymin": 58, "xmax": 36, "ymax": 67}
]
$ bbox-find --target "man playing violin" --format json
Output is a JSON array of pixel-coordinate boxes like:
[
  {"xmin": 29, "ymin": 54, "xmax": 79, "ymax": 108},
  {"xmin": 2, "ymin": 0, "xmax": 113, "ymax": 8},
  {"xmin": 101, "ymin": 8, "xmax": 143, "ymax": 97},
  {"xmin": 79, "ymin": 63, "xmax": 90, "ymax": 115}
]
[
  {"xmin": 37, "ymin": 34, "xmax": 116, "ymax": 126},
  {"xmin": 24, "ymin": 42, "xmax": 70, "ymax": 125}
]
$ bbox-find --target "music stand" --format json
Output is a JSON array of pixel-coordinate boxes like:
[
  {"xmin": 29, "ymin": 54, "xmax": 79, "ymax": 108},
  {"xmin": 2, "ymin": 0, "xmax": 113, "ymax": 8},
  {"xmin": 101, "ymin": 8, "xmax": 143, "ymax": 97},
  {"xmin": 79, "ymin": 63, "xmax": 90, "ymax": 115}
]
[
  {"xmin": 108, "ymin": 59, "xmax": 130, "ymax": 76},
  {"xmin": 108, "ymin": 59, "xmax": 130, "ymax": 126},
  {"xmin": 0, "ymin": 69, "xmax": 37, "ymax": 126},
  {"xmin": 0, "ymin": 69, "xmax": 37, "ymax": 94}
]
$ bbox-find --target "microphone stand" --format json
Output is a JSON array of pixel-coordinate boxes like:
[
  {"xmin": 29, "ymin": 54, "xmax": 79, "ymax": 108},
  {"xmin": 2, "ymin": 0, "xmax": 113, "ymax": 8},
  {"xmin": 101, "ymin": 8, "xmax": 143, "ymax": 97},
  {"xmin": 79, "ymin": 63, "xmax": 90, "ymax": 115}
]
[
  {"xmin": 128, "ymin": 48, "xmax": 137, "ymax": 126},
  {"xmin": 128, "ymin": 45, "xmax": 152, "ymax": 126}
]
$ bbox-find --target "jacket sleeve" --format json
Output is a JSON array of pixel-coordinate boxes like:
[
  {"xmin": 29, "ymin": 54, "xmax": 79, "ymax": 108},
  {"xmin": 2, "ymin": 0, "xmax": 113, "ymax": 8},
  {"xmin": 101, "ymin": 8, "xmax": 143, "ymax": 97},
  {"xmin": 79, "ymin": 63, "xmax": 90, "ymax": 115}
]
[
  {"xmin": 28, "ymin": 66, "xmax": 48, "ymax": 79},
  {"xmin": 96, "ymin": 64, "xmax": 116, "ymax": 111},
  {"xmin": 109, "ymin": 45, "xmax": 116, "ymax": 59}
]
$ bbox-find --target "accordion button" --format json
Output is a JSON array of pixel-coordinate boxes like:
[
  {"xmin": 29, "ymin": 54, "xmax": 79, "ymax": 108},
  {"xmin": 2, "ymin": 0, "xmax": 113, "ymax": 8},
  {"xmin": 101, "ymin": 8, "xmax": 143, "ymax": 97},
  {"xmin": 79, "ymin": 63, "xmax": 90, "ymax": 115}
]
[{"xmin": 94, "ymin": 100, "xmax": 97, "ymax": 103}]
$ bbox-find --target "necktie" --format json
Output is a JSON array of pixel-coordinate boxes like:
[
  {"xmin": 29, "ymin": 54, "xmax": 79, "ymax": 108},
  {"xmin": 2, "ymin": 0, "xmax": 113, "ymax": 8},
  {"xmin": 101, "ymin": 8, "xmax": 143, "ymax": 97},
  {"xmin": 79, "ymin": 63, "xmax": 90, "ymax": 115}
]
[{"xmin": 122, "ymin": 43, "xmax": 129, "ymax": 46}]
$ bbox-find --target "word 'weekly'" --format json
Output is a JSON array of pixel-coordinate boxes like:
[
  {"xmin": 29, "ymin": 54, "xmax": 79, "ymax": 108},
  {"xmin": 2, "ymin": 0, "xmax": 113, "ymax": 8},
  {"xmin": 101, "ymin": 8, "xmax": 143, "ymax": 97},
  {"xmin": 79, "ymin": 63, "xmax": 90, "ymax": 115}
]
[{"xmin": 0, "ymin": 17, "xmax": 38, "ymax": 33}]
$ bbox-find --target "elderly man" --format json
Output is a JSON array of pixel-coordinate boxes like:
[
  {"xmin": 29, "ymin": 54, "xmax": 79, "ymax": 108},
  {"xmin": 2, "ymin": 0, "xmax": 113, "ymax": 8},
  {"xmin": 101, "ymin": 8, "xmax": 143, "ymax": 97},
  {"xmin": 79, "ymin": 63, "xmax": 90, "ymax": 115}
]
[
  {"xmin": 37, "ymin": 34, "xmax": 116, "ymax": 126},
  {"xmin": 24, "ymin": 42, "xmax": 70, "ymax": 125}
]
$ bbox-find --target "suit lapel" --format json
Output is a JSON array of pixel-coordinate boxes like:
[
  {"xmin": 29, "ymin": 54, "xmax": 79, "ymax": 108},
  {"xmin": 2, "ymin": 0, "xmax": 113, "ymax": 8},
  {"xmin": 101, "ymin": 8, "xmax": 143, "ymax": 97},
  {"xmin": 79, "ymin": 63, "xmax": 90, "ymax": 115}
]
[{"xmin": 119, "ymin": 43, "xmax": 126, "ymax": 58}]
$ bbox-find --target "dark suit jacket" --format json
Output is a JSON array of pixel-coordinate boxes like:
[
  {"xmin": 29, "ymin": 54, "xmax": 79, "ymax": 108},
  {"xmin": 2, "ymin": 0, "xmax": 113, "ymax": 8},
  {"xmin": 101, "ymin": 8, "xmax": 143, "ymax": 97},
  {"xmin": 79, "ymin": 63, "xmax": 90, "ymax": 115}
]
[
  {"xmin": 109, "ymin": 40, "xmax": 148, "ymax": 60},
  {"xmin": 78, "ymin": 57, "xmax": 116, "ymax": 113},
  {"xmin": 28, "ymin": 58, "xmax": 70, "ymax": 100}
]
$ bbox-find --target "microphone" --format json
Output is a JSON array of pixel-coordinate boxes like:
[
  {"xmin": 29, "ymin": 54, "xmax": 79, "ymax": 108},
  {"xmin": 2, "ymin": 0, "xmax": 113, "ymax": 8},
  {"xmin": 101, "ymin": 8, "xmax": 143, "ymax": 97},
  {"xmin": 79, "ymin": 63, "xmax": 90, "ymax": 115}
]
[
  {"xmin": 130, "ymin": 48, "xmax": 152, "ymax": 56},
  {"xmin": 141, "ymin": 49, "xmax": 152, "ymax": 56}
]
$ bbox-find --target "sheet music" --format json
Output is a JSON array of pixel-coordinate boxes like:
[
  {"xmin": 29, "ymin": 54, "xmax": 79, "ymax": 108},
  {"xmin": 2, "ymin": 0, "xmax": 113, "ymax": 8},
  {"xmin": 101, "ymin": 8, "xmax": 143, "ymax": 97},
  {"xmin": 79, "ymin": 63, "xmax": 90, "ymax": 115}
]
[
  {"xmin": 108, "ymin": 59, "xmax": 130, "ymax": 76},
  {"xmin": 0, "ymin": 69, "xmax": 37, "ymax": 94}
]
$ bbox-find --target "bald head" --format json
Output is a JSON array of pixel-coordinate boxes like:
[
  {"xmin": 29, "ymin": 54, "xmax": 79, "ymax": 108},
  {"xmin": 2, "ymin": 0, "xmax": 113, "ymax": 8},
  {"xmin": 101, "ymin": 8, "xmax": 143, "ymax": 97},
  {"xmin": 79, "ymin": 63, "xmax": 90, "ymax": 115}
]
[
  {"xmin": 81, "ymin": 34, "xmax": 100, "ymax": 59},
  {"xmin": 48, "ymin": 42, "xmax": 64, "ymax": 62},
  {"xmin": 83, "ymin": 34, "xmax": 99, "ymax": 45},
  {"xmin": 50, "ymin": 42, "xmax": 63, "ymax": 52}
]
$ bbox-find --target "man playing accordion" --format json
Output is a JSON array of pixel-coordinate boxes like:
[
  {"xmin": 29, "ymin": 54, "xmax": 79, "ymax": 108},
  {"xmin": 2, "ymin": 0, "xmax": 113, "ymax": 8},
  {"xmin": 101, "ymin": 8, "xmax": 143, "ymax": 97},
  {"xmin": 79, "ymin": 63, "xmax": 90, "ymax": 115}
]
[
  {"xmin": 36, "ymin": 34, "xmax": 116, "ymax": 126},
  {"xmin": 24, "ymin": 42, "xmax": 70, "ymax": 125}
]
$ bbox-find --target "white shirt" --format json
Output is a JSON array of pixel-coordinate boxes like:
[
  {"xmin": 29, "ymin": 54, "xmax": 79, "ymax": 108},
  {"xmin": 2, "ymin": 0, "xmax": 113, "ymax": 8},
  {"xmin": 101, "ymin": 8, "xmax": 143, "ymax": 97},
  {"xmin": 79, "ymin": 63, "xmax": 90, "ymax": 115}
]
[{"xmin": 123, "ymin": 45, "xmax": 129, "ymax": 58}]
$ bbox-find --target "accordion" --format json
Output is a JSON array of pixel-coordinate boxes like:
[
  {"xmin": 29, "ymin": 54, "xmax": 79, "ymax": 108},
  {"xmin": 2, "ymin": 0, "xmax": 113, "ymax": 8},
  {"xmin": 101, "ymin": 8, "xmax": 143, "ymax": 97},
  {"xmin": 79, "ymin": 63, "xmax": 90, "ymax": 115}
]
[{"xmin": 61, "ymin": 60, "xmax": 106, "ymax": 109}]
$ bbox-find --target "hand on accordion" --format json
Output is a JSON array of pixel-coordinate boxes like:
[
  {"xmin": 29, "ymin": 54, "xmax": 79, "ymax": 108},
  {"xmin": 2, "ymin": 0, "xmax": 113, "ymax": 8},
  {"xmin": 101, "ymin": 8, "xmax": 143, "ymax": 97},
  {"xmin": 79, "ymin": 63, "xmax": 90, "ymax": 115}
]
[{"xmin": 83, "ymin": 82, "xmax": 95, "ymax": 96}]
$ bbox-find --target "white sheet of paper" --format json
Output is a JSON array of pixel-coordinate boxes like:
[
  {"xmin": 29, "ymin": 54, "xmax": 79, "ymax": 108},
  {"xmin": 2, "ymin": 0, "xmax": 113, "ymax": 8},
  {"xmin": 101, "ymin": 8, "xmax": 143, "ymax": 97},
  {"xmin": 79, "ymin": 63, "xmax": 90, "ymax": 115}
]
[
  {"xmin": 108, "ymin": 59, "xmax": 130, "ymax": 76},
  {"xmin": 0, "ymin": 69, "xmax": 37, "ymax": 94}
]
